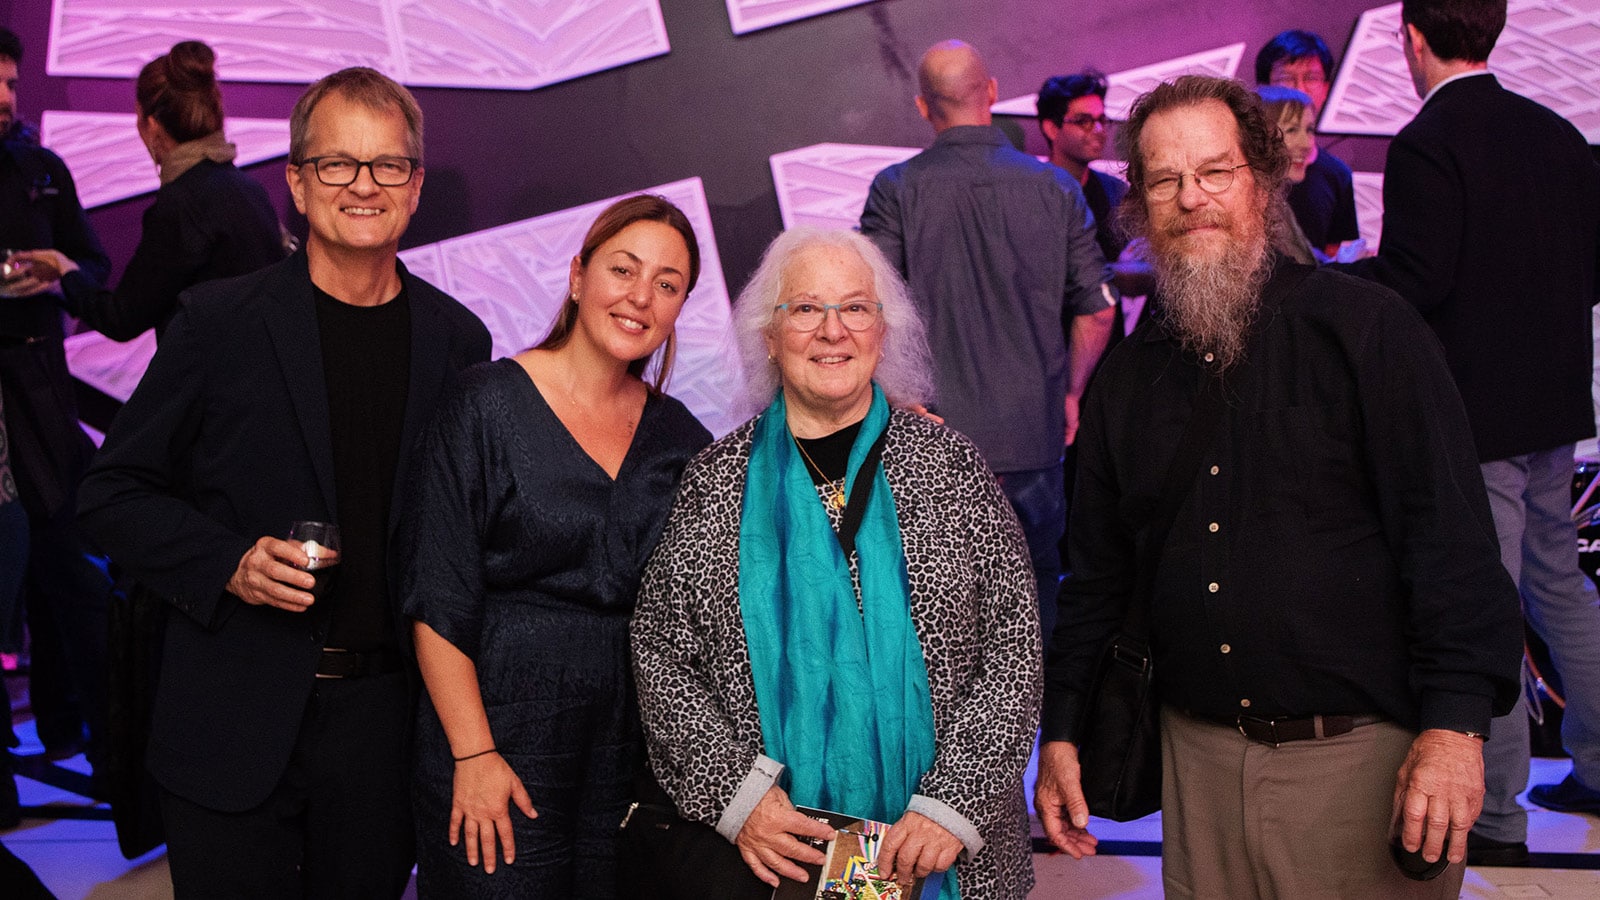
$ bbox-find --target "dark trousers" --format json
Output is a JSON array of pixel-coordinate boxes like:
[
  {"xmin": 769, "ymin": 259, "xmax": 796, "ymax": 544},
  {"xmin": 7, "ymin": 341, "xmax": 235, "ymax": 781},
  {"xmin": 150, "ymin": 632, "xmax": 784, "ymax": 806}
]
[
  {"xmin": 160, "ymin": 672, "xmax": 414, "ymax": 899},
  {"xmin": 997, "ymin": 464, "xmax": 1065, "ymax": 647},
  {"xmin": 21, "ymin": 499, "xmax": 110, "ymax": 766}
]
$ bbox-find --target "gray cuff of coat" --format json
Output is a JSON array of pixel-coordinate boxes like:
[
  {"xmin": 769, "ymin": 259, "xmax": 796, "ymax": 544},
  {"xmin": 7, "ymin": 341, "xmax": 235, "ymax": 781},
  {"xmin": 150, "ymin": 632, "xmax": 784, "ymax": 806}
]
[
  {"xmin": 907, "ymin": 793, "xmax": 985, "ymax": 859},
  {"xmin": 714, "ymin": 754, "xmax": 786, "ymax": 843}
]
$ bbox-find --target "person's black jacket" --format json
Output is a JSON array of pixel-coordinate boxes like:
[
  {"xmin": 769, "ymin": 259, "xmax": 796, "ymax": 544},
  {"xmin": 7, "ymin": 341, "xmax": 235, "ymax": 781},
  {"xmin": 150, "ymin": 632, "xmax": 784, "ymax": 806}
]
[{"xmin": 59, "ymin": 158, "xmax": 285, "ymax": 342}]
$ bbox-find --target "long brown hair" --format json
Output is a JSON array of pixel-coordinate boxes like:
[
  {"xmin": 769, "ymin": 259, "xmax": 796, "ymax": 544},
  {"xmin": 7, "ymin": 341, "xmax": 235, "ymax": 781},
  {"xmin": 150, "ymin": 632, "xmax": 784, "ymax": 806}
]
[
  {"xmin": 536, "ymin": 195, "xmax": 701, "ymax": 392},
  {"xmin": 136, "ymin": 41, "xmax": 224, "ymax": 143}
]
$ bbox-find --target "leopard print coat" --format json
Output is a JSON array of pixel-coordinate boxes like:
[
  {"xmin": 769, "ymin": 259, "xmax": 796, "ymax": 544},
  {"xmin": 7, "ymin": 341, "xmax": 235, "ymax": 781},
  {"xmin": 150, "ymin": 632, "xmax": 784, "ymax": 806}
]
[{"xmin": 631, "ymin": 409, "xmax": 1042, "ymax": 899}]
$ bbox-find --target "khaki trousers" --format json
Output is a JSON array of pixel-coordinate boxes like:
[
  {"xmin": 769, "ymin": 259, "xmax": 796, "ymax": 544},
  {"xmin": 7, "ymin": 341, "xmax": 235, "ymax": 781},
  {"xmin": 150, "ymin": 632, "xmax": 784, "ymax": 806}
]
[{"xmin": 1159, "ymin": 707, "xmax": 1466, "ymax": 899}]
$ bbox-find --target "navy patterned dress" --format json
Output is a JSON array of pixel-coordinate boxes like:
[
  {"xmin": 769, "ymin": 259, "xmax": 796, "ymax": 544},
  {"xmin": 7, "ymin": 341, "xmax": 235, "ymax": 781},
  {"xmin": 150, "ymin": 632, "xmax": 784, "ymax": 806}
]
[{"xmin": 398, "ymin": 358, "xmax": 710, "ymax": 898}]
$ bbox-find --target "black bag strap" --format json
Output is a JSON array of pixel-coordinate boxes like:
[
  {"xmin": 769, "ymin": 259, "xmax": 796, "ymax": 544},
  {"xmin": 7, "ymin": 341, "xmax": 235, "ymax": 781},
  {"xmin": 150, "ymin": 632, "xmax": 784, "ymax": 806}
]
[
  {"xmin": 836, "ymin": 426, "xmax": 890, "ymax": 557},
  {"xmin": 1122, "ymin": 262, "xmax": 1313, "ymax": 642}
]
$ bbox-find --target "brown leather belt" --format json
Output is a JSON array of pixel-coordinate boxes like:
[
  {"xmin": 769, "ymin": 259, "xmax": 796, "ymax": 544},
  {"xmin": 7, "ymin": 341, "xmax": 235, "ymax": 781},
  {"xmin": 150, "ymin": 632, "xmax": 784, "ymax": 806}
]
[
  {"xmin": 316, "ymin": 648, "xmax": 403, "ymax": 679},
  {"xmin": 1224, "ymin": 713, "xmax": 1387, "ymax": 747}
]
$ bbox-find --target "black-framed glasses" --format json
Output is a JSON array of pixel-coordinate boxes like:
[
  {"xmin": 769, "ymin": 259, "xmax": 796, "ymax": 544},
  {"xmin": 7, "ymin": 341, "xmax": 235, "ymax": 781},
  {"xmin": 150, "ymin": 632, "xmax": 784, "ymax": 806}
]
[
  {"xmin": 298, "ymin": 155, "xmax": 419, "ymax": 187},
  {"xmin": 774, "ymin": 301, "xmax": 883, "ymax": 333},
  {"xmin": 1064, "ymin": 114, "xmax": 1112, "ymax": 130},
  {"xmin": 1144, "ymin": 163, "xmax": 1251, "ymax": 202}
]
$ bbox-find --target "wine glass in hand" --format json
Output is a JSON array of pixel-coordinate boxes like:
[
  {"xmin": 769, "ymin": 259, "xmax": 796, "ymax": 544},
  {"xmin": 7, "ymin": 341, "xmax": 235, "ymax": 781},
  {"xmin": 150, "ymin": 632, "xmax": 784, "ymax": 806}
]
[{"xmin": 288, "ymin": 521, "xmax": 341, "ymax": 601}]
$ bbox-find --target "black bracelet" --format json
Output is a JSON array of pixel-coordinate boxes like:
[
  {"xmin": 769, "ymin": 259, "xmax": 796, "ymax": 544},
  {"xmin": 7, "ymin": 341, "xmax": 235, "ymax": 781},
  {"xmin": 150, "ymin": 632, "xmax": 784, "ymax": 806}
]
[{"xmin": 453, "ymin": 747, "xmax": 497, "ymax": 762}]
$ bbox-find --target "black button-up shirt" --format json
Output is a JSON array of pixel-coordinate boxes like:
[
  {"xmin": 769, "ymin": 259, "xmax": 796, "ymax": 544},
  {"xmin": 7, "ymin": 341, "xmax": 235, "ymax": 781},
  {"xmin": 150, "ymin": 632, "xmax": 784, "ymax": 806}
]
[{"xmin": 1043, "ymin": 261, "xmax": 1521, "ymax": 741}]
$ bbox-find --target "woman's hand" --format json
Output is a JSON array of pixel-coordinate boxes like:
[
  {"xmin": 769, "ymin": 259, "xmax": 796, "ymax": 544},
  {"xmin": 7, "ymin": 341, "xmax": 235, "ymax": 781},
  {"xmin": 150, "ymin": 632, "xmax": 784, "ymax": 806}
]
[
  {"xmin": 449, "ymin": 751, "xmax": 537, "ymax": 874},
  {"xmin": 876, "ymin": 810, "xmax": 962, "ymax": 882},
  {"xmin": 735, "ymin": 785, "xmax": 834, "ymax": 887}
]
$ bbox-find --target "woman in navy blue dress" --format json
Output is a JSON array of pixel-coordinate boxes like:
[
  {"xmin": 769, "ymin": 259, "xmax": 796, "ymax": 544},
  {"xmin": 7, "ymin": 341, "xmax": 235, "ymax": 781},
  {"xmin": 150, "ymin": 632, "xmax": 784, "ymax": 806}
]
[{"xmin": 398, "ymin": 196, "xmax": 712, "ymax": 897}]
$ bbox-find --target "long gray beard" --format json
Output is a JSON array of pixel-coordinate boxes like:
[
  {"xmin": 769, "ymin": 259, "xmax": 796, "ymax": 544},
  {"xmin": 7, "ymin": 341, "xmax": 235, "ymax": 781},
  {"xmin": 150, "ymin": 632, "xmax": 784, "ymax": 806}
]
[{"xmin": 1152, "ymin": 229, "xmax": 1272, "ymax": 371}]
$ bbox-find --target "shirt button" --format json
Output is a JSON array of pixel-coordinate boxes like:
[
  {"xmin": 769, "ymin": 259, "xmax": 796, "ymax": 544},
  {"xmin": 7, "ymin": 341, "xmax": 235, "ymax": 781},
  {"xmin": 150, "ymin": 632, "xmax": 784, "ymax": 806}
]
[
  {"xmin": 1208, "ymin": 522, "xmax": 1219, "ymax": 533},
  {"xmin": 1220, "ymin": 643, "xmax": 1231, "ymax": 654},
  {"xmin": 1204, "ymin": 352, "xmax": 1215, "ymax": 363},
  {"xmin": 1210, "ymin": 465, "xmax": 1220, "ymax": 475},
  {"xmin": 1208, "ymin": 582, "xmax": 1219, "ymax": 593},
  {"xmin": 1240, "ymin": 698, "xmax": 1252, "ymax": 708}
]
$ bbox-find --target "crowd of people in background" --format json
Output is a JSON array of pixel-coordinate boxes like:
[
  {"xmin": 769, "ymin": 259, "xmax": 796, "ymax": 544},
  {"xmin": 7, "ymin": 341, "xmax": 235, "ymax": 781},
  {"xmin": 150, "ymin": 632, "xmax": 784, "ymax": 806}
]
[{"xmin": 2, "ymin": 0, "xmax": 1598, "ymax": 897}]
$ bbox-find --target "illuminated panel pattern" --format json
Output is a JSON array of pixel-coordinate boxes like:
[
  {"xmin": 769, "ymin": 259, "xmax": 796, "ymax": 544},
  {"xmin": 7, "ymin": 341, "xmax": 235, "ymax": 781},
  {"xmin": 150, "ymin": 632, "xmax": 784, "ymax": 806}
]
[
  {"xmin": 47, "ymin": 0, "xmax": 671, "ymax": 91},
  {"xmin": 399, "ymin": 178, "xmax": 750, "ymax": 436},
  {"xmin": 991, "ymin": 43, "xmax": 1246, "ymax": 121},
  {"xmin": 63, "ymin": 330, "xmax": 157, "ymax": 404},
  {"xmin": 770, "ymin": 143, "xmax": 918, "ymax": 231},
  {"xmin": 725, "ymin": 0, "xmax": 877, "ymax": 35},
  {"xmin": 1351, "ymin": 171, "xmax": 1386, "ymax": 250},
  {"xmin": 1323, "ymin": 0, "xmax": 1600, "ymax": 142},
  {"xmin": 40, "ymin": 111, "xmax": 290, "ymax": 210}
]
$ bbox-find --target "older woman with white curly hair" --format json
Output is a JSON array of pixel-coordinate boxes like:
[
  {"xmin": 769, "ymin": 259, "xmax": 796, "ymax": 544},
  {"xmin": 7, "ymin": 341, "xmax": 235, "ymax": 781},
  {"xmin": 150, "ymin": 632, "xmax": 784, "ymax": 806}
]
[{"xmin": 629, "ymin": 227, "xmax": 1041, "ymax": 899}]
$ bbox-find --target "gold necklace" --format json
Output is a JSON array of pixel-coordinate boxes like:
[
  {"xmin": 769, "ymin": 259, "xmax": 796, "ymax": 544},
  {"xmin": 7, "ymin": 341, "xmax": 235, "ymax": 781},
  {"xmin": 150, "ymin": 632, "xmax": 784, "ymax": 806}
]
[{"xmin": 793, "ymin": 437, "xmax": 847, "ymax": 510}]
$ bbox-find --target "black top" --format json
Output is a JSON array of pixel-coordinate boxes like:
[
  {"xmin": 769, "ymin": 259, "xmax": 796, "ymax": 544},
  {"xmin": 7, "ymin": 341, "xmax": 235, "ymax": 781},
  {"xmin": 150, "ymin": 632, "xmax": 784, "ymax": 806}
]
[
  {"xmin": 58, "ymin": 158, "xmax": 285, "ymax": 341},
  {"xmin": 0, "ymin": 137, "xmax": 111, "ymax": 518},
  {"xmin": 399, "ymin": 359, "xmax": 712, "ymax": 670},
  {"xmin": 1336, "ymin": 74, "xmax": 1600, "ymax": 462},
  {"xmin": 1082, "ymin": 168, "xmax": 1130, "ymax": 265},
  {"xmin": 794, "ymin": 420, "xmax": 862, "ymax": 485},
  {"xmin": 315, "ymin": 285, "xmax": 412, "ymax": 652},
  {"xmin": 1045, "ymin": 262, "xmax": 1521, "ymax": 742},
  {"xmin": 1286, "ymin": 148, "xmax": 1359, "ymax": 251}
]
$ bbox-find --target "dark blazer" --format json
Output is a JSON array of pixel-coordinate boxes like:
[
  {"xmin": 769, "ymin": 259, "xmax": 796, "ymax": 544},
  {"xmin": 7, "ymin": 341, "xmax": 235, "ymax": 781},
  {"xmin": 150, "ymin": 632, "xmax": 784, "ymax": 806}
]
[
  {"xmin": 1341, "ymin": 74, "xmax": 1600, "ymax": 462},
  {"xmin": 77, "ymin": 251, "xmax": 491, "ymax": 811},
  {"xmin": 59, "ymin": 158, "xmax": 287, "ymax": 342}
]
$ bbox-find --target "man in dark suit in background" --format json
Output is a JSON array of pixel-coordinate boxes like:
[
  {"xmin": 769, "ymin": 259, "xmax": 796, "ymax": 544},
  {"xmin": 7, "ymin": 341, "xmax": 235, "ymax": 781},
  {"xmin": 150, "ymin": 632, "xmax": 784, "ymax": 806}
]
[
  {"xmin": 78, "ymin": 67, "xmax": 490, "ymax": 896},
  {"xmin": 1340, "ymin": 0, "xmax": 1600, "ymax": 866},
  {"xmin": 0, "ymin": 25, "xmax": 116, "ymax": 782}
]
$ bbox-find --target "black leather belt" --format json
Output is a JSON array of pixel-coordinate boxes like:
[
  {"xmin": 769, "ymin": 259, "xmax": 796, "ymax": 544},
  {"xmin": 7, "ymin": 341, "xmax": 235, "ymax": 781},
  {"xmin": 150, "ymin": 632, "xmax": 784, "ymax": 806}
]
[
  {"xmin": 1219, "ymin": 713, "xmax": 1386, "ymax": 747},
  {"xmin": 316, "ymin": 647, "xmax": 403, "ymax": 679}
]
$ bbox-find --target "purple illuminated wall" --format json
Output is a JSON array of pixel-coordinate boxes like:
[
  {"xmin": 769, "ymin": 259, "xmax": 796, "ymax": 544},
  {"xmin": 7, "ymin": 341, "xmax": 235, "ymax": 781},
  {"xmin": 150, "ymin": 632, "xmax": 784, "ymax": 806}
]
[{"xmin": 4, "ymin": 0, "xmax": 1390, "ymax": 292}]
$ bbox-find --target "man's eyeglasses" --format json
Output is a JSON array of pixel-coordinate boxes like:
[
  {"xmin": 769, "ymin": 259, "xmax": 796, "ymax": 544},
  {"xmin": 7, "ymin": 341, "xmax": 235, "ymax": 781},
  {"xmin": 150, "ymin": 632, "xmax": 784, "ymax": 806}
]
[
  {"xmin": 1063, "ymin": 114, "xmax": 1112, "ymax": 130},
  {"xmin": 1144, "ymin": 163, "xmax": 1251, "ymax": 202},
  {"xmin": 297, "ymin": 155, "xmax": 419, "ymax": 187},
  {"xmin": 774, "ymin": 300, "xmax": 883, "ymax": 333}
]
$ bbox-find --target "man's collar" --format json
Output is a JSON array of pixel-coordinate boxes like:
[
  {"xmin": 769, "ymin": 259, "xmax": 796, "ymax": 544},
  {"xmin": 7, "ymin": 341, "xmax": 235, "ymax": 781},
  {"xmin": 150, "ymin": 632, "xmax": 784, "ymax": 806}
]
[
  {"xmin": 1421, "ymin": 69, "xmax": 1492, "ymax": 107},
  {"xmin": 932, "ymin": 124, "xmax": 1005, "ymax": 147}
]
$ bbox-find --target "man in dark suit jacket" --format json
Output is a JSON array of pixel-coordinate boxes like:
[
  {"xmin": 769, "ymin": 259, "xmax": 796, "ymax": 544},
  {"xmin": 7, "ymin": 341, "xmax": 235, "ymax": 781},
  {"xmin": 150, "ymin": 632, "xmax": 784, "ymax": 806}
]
[
  {"xmin": 78, "ymin": 67, "xmax": 490, "ymax": 897},
  {"xmin": 1340, "ymin": 0, "xmax": 1600, "ymax": 866}
]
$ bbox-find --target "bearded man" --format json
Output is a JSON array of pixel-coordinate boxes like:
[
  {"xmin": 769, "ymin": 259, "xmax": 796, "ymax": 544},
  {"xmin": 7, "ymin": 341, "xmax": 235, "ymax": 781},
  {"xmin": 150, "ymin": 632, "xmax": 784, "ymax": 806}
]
[{"xmin": 1032, "ymin": 75, "xmax": 1521, "ymax": 898}]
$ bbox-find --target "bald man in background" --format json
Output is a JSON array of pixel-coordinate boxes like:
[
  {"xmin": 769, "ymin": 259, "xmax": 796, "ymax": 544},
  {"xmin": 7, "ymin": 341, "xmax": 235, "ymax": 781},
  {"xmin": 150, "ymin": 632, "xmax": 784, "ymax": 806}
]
[{"xmin": 860, "ymin": 40, "xmax": 1116, "ymax": 645}]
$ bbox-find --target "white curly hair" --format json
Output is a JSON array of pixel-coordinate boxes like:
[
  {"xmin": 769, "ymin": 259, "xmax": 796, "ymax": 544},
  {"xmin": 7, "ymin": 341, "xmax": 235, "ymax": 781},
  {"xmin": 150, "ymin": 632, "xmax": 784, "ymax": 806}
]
[{"xmin": 731, "ymin": 227, "xmax": 935, "ymax": 416}]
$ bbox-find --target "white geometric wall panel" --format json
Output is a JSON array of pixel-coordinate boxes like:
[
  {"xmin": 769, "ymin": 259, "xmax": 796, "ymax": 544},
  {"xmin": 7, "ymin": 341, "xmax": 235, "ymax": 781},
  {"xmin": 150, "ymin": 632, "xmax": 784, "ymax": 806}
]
[
  {"xmin": 47, "ymin": 0, "xmax": 671, "ymax": 91},
  {"xmin": 40, "ymin": 111, "xmax": 290, "ymax": 210},
  {"xmin": 992, "ymin": 43, "xmax": 1246, "ymax": 121},
  {"xmin": 1323, "ymin": 1, "xmax": 1600, "ymax": 142},
  {"xmin": 1351, "ymin": 171, "xmax": 1385, "ymax": 251},
  {"xmin": 64, "ymin": 330, "xmax": 157, "ymax": 404},
  {"xmin": 399, "ymin": 177, "xmax": 750, "ymax": 437},
  {"xmin": 726, "ymin": 0, "xmax": 878, "ymax": 35},
  {"xmin": 770, "ymin": 143, "xmax": 917, "ymax": 231}
]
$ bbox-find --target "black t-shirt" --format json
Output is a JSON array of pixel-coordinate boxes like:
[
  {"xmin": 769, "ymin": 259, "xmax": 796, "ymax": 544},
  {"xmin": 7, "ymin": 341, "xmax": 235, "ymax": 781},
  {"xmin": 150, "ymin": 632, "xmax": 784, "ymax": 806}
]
[
  {"xmin": 313, "ymin": 283, "xmax": 411, "ymax": 652},
  {"xmin": 1287, "ymin": 149, "xmax": 1360, "ymax": 250}
]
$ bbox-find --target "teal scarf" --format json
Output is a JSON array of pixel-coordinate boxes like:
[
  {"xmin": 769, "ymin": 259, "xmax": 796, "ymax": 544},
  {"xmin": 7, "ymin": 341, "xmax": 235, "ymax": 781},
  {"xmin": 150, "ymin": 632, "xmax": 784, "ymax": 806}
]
[{"xmin": 739, "ymin": 386, "xmax": 958, "ymax": 899}]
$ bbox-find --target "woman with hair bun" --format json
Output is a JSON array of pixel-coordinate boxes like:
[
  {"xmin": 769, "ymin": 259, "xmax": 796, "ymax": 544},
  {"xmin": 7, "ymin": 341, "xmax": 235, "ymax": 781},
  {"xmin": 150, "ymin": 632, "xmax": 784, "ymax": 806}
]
[{"xmin": 15, "ymin": 39, "xmax": 286, "ymax": 342}]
